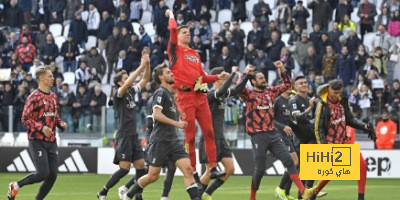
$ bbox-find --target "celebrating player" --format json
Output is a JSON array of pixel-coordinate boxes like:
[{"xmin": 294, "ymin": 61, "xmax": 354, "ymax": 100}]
[
  {"xmin": 97, "ymin": 51, "xmax": 150, "ymax": 200},
  {"xmin": 199, "ymin": 65, "xmax": 254, "ymax": 200},
  {"xmin": 310, "ymin": 79, "xmax": 376, "ymax": 200},
  {"xmin": 123, "ymin": 64, "xmax": 200, "ymax": 200},
  {"xmin": 238, "ymin": 61, "xmax": 315, "ymax": 200},
  {"xmin": 165, "ymin": 9, "xmax": 228, "ymax": 182},
  {"xmin": 8, "ymin": 66, "xmax": 68, "ymax": 200}
]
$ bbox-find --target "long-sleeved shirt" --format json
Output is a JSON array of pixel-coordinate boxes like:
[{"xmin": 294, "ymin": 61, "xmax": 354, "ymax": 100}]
[{"xmin": 21, "ymin": 89, "xmax": 64, "ymax": 142}]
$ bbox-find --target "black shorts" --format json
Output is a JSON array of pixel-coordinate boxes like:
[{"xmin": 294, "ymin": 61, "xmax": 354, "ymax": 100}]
[
  {"xmin": 113, "ymin": 135, "xmax": 144, "ymax": 165},
  {"xmin": 199, "ymin": 138, "xmax": 232, "ymax": 164},
  {"xmin": 145, "ymin": 140, "xmax": 188, "ymax": 167},
  {"xmin": 29, "ymin": 139, "xmax": 58, "ymax": 168},
  {"xmin": 282, "ymin": 136, "xmax": 296, "ymax": 153}
]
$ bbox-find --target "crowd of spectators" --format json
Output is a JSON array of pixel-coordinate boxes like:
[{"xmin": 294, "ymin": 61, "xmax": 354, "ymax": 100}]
[{"xmin": 0, "ymin": 0, "xmax": 399, "ymax": 143}]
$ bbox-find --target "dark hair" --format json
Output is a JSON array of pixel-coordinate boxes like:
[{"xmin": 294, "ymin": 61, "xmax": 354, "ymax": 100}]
[
  {"xmin": 62, "ymin": 83, "xmax": 69, "ymax": 87},
  {"xmin": 152, "ymin": 63, "xmax": 168, "ymax": 85},
  {"xmin": 150, "ymin": 81, "xmax": 160, "ymax": 92},
  {"xmin": 382, "ymin": 110, "xmax": 389, "ymax": 115},
  {"xmin": 250, "ymin": 71, "xmax": 263, "ymax": 87},
  {"xmin": 393, "ymin": 79, "xmax": 400, "ymax": 84},
  {"xmin": 113, "ymin": 70, "xmax": 128, "ymax": 87},
  {"xmin": 329, "ymin": 79, "xmax": 344, "ymax": 90},
  {"xmin": 178, "ymin": 25, "xmax": 188, "ymax": 33},
  {"xmin": 210, "ymin": 67, "xmax": 224, "ymax": 75},
  {"xmin": 224, "ymin": 21, "xmax": 230, "ymax": 26},
  {"xmin": 295, "ymin": 75, "xmax": 306, "ymax": 81}
]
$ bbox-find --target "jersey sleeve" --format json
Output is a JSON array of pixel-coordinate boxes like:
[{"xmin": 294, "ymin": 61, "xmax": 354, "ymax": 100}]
[
  {"xmin": 168, "ymin": 18, "xmax": 178, "ymax": 67},
  {"xmin": 239, "ymin": 88, "xmax": 250, "ymax": 102},
  {"xmin": 21, "ymin": 94, "xmax": 45, "ymax": 135},
  {"xmin": 267, "ymin": 72, "xmax": 292, "ymax": 99},
  {"xmin": 152, "ymin": 90, "xmax": 166, "ymax": 111}
]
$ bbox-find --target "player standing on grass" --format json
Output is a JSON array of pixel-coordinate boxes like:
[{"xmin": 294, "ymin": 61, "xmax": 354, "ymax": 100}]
[
  {"xmin": 310, "ymin": 79, "xmax": 376, "ymax": 200},
  {"xmin": 165, "ymin": 9, "xmax": 228, "ymax": 184},
  {"xmin": 239, "ymin": 61, "xmax": 316, "ymax": 200},
  {"xmin": 122, "ymin": 64, "xmax": 200, "ymax": 200},
  {"xmin": 198, "ymin": 65, "xmax": 254, "ymax": 200},
  {"xmin": 97, "ymin": 51, "xmax": 150, "ymax": 200},
  {"xmin": 7, "ymin": 66, "xmax": 68, "ymax": 200}
]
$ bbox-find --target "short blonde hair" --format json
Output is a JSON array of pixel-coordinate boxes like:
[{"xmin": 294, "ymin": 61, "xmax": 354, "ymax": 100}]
[{"xmin": 35, "ymin": 66, "xmax": 51, "ymax": 80}]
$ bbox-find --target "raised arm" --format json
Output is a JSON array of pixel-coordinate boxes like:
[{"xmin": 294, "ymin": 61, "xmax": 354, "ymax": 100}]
[
  {"xmin": 137, "ymin": 51, "xmax": 151, "ymax": 90},
  {"xmin": 230, "ymin": 65, "xmax": 254, "ymax": 96},
  {"xmin": 117, "ymin": 51, "xmax": 149, "ymax": 97},
  {"xmin": 268, "ymin": 61, "xmax": 292, "ymax": 98}
]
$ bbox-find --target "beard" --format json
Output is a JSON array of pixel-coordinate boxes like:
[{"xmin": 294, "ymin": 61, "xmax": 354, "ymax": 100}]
[
  {"xmin": 257, "ymin": 83, "xmax": 267, "ymax": 90},
  {"xmin": 166, "ymin": 79, "xmax": 175, "ymax": 84}
]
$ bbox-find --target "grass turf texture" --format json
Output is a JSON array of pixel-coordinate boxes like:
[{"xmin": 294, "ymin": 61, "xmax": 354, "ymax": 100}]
[{"xmin": 1, "ymin": 173, "xmax": 398, "ymax": 200}]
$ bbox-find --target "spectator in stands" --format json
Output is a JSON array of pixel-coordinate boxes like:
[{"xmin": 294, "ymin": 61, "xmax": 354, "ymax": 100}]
[
  {"xmin": 376, "ymin": 110, "xmax": 397, "ymax": 149},
  {"xmin": 13, "ymin": 64, "xmax": 25, "ymax": 81},
  {"xmin": 294, "ymin": 31, "xmax": 314, "ymax": 68},
  {"xmin": 253, "ymin": 49, "xmax": 274, "ymax": 78},
  {"xmin": 176, "ymin": 13, "xmax": 185, "ymax": 26},
  {"xmin": 98, "ymin": 11, "xmax": 114, "ymax": 53},
  {"xmin": 355, "ymin": 44, "xmax": 369, "ymax": 72},
  {"xmin": 87, "ymin": 3, "xmax": 100, "ymax": 35},
  {"xmin": 292, "ymin": 1, "xmax": 310, "ymax": 30},
  {"xmin": 155, "ymin": 0, "xmax": 169, "ymax": 38},
  {"xmin": 190, "ymin": 35, "xmax": 207, "ymax": 64},
  {"xmin": 116, "ymin": 0, "xmax": 130, "ymax": 19},
  {"xmin": 90, "ymin": 84, "xmax": 107, "ymax": 132},
  {"xmin": 7, "ymin": 53, "xmax": 19, "ymax": 68},
  {"xmin": 70, "ymin": 11, "xmax": 88, "ymax": 49},
  {"xmin": 349, "ymin": 87, "xmax": 361, "ymax": 117},
  {"xmin": 13, "ymin": 84, "xmax": 28, "ymax": 131},
  {"xmin": 262, "ymin": 20, "xmax": 282, "ymax": 43},
  {"xmin": 115, "ymin": 50, "xmax": 130, "ymax": 73},
  {"xmin": 52, "ymin": 76, "xmax": 64, "ymax": 93},
  {"xmin": 18, "ymin": 0, "xmax": 32, "ymax": 27},
  {"xmin": 60, "ymin": 34, "xmax": 79, "ymax": 72},
  {"xmin": 117, "ymin": 12, "xmax": 134, "ymax": 34},
  {"xmin": 129, "ymin": 0, "xmax": 143, "ymax": 23},
  {"xmin": 150, "ymin": 35, "xmax": 165, "ymax": 68},
  {"xmin": 208, "ymin": 33, "xmax": 224, "ymax": 68},
  {"xmin": 87, "ymin": 47, "xmax": 107, "ymax": 78},
  {"xmin": 34, "ymin": 23, "xmax": 48, "ymax": 49},
  {"xmin": 223, "ymin": 30, "xmax": 243, "ymax": 65},
  {"xmin": 199, "ymin": 17, "xmax": 213, "ymax": 42},
  {"xmin": 232, "ymin": 0, "xmax": 247, "ymax": 22},
  {"xmin": 372, "ymin": 25, "xmax": 392, "ymax": 54},
  {"xmin": 96, "ymin": 0, "xmax": 115, "ymax": 18},
  {"xmin": 360, "ymin": 56, "xmax": 378, "ymax": 76},
  {"xmin": 318, "ymin": 33, "xmax": 331, "ymax": 55},
  {"xmin": 303, "ymin": 46, "xmax": 322, "ymax": 74},
  {"xmin": 247, "ymin": 20, "xmax": 264, "ymax": 50},
  {"xmin": 87, "ymin": 67, "xmax": 102, "ymax": 88},
  {"xmin": 357, "ymin": 0, "xmax": 377, "ymax": 41},
  {"xmin": 40, "ymin": 33, "xmax": 59, "ymax": 65},
  {"xmin": 253, "ymin": 0, "xmax": 272, "ymax": 28},
  {"xmin": 49, "ymin": 0, "xmax": 66, "ymax": 24},
  {"xmin": 15, "ymin": 37, "xmax": 37, "ymax": 72},
  {"xmin": 29, "ymin": 58, "xmax": 43, "ymax": 79},
  {"xmin": 219, "ymin": 0, "xmax": 232, "ymax": 9},
  {"xmin": 105, "ymin": 26, "xmax": 123, "ymax": 83},
  {"xmin": 216, "ymin": 46, "xmax": 234, "ymax": 73},
  {"xmin": 5, "ymin": 32, "xmax": 19, "ymax": 56},
  {"xmin": 0, "ymin": 58, "xmax": 9, "ymax": 69},
  {"xmin": 376, "ymin": 7, "xmax": 391, "ymax": 31},
  {"xmin": 328, "ymin": 21, "xmax": 342, "ymax": 45},
  {"xmin": 265, "ymin": 31, "xmax": 285, "ymax": 61},
  {"xmin": 280, "ymin": 47, "xmax": 295, "ymax": 75},
  {"xmin": 75, "ymin": 60, "xmax": 90, "ymax": 85},
  {"xmin": 19, "ymin": 25, "xmax": 33, "ymax": 44},
  {"xmin": 138, "ymin": 25, "xmax": 152, "ymax": 47},
  {"xmin": 388, "ymin": 10, "xmax": 400, "ymax": 38},
  {"xmin": 73, "ymin": 84, "xmax": 91, "ymax": 133},
  {"xmin": 322, "ymin": 44, "xmax": 338, "ymax": 81},
  {"xmin": 177, "ymin": 0, "xmax": 194, "ymax": 23},
  {"xmin": 276, "ymin": 0, "xmax": 292, "ymax": 33},
  {"xmin": 245, "ymin": 43, "xmax": 258, "ymax": 65},
  {"xmin": 382, "ymin": 0, "xmax": 400, "ymax": 15},
  {"xmin": 195, "ymin": 0, "xmax": 213, "ymax": 15},
  {"xmin": 58, "ymin": 83, "xmax": 75, "ymax": 133},
  {"xmin": 65, "ymin": 0, "xmax": 82, "ymax": 23},
  {"xmin": 196, "ymin": 5, "xmax": 211, "ymax": 23},
  {"xmin": 334, "ymin": 35, "xmax": 347, "ymax": 53},
  {"xmin": 347, "ymin": 29, "xmax": 361, "ymax": 55},
  {"xmin": 24, "ymin": 72, "xmax": 38, "ymax": 90},
  {"xmin": 309, "ymin": 24, "xmax": 323, "ymax": 53},
  {"xmin": 4, "ymin": 0, "xmax": 23, "ymax": 33},
  {"xmin": 288, "ymin": 24, "xmax": 302, "ymax": 46},
  {"xmin": 371, "ymin": 47, "xmax": 388, "ymax": 76},
  {"xmin": 307, "ymin": 0, "xmax": 332, "ymax": 32},
  {"xmin": 335, "ymin": 0, "xmax": 353, "ymax": 22},
  {"xmin": 219, "ymin": 21, "xmax": 231, "ymax": 38},
  {"xmin": 390, "ymin": 80, "xmax": 400, "ymax": 100},
  {"xmin": 336, "ymin": 46, "xmax": 356, "ymax": 93}
]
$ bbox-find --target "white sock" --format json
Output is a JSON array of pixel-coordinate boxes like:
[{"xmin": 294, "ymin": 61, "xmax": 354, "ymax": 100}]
[{"xmin": 13, "ymin": 182, "xmax": 19, "ymax": 190}]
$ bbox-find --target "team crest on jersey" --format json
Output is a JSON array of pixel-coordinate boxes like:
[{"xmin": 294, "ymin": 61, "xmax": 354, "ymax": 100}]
[
  {"xmin": 292, "ymin": 103, "xmax": 297, "ymax": 109},
  {"xmin": 185, "ymin": 55, "xmax": 200, "ymax": 63},
  {"xmin": 157, "ymin": 96, "xmax": 162, "ymax": 103}
]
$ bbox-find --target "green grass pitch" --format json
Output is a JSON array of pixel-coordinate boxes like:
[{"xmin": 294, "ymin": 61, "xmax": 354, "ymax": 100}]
[{"xmin": 1, "ymin": 173, "xmax": 399, "ymax": 199}]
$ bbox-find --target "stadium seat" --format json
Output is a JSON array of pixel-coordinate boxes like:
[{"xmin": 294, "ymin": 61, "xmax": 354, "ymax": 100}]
[
  {"xmin": 363, "ymin": 32, "xmax": 375, "ymax": 53},
  {"xmin": 63, "ymin": 72, "xmax": 75, "ymax": 84},
  {"xmin": 86, "ymin": 36, "xmax": 97, "ymax": 50},
  {"xmin": 0, "ymin": 132, "xmax": 14, "ymax": 146},
  {"xmin": 14, "ymin": 132, "xmax": 28, "ymax": 147},
  {"xmin": 49, "ymin": 23, "xmax": 63, "ymax": 37},
  {"xmin": 217, "ymin": 9, "xmax": 232, "ymax": 25},
  {"xmin": 210, "ymin": 9, "xmax": 216, "ymax": 22},
  {"xmin": 63, "ymin": 23, "xmax": 70, "ymax": 38},
  {"xmin": 101, "ymin": 84, "xmax": 112, "ymax": 97},
  {"xmin": 142, "ymin": 0, "xmax": 149, "ymax": 11},
  {"xmin": 240, "ymin": 21, "xmax": 253, "ymax": 36},
  {"xmin": 132, "ymin": 22, "xmax": 141, "ymax": 34},
  {"xmin": 141, "ymin": 10, "xmax": 152, "ymax": 24},
  {"xmin": 246, "ymin": 0, "xmax": 258, "ymax": 13},
  {"xmin": 54, "ymin": 36, "xmax": 66, "ymax": 50},
  {"xmin": 166, "ymin": 0, "xmax": 174, "ymax": 10},
  {"xmin": 281, "ymin": 33, "xmax": 290, "ymax": 46},
  {"xmin": 351, "ymin": 8, "xmax": 360, "ymax": 24},
  {"xmin": 150, "ymin": 34, "xmax": 156, "ymax": 43},
  {"xmin": 268, "ymin": 70, "xmax": 277, "ymax": 86},
  {"xmin": 265, "ymin": 0, "xmax": 275, "ymax": 9},
  {"xmin": 79, "ymin": 48, "xmax": 85, "ymax": 54},
  {"xmin": 211, "ymin": 22, "xmax": 222, "ymax": 33},
  {"xmin": 143, "ymin": 23, "xmax": 156, "ymax": 36},
  {"xmin": 69, "ymin": 84, "xmax": 77, "ymax": 95}
]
